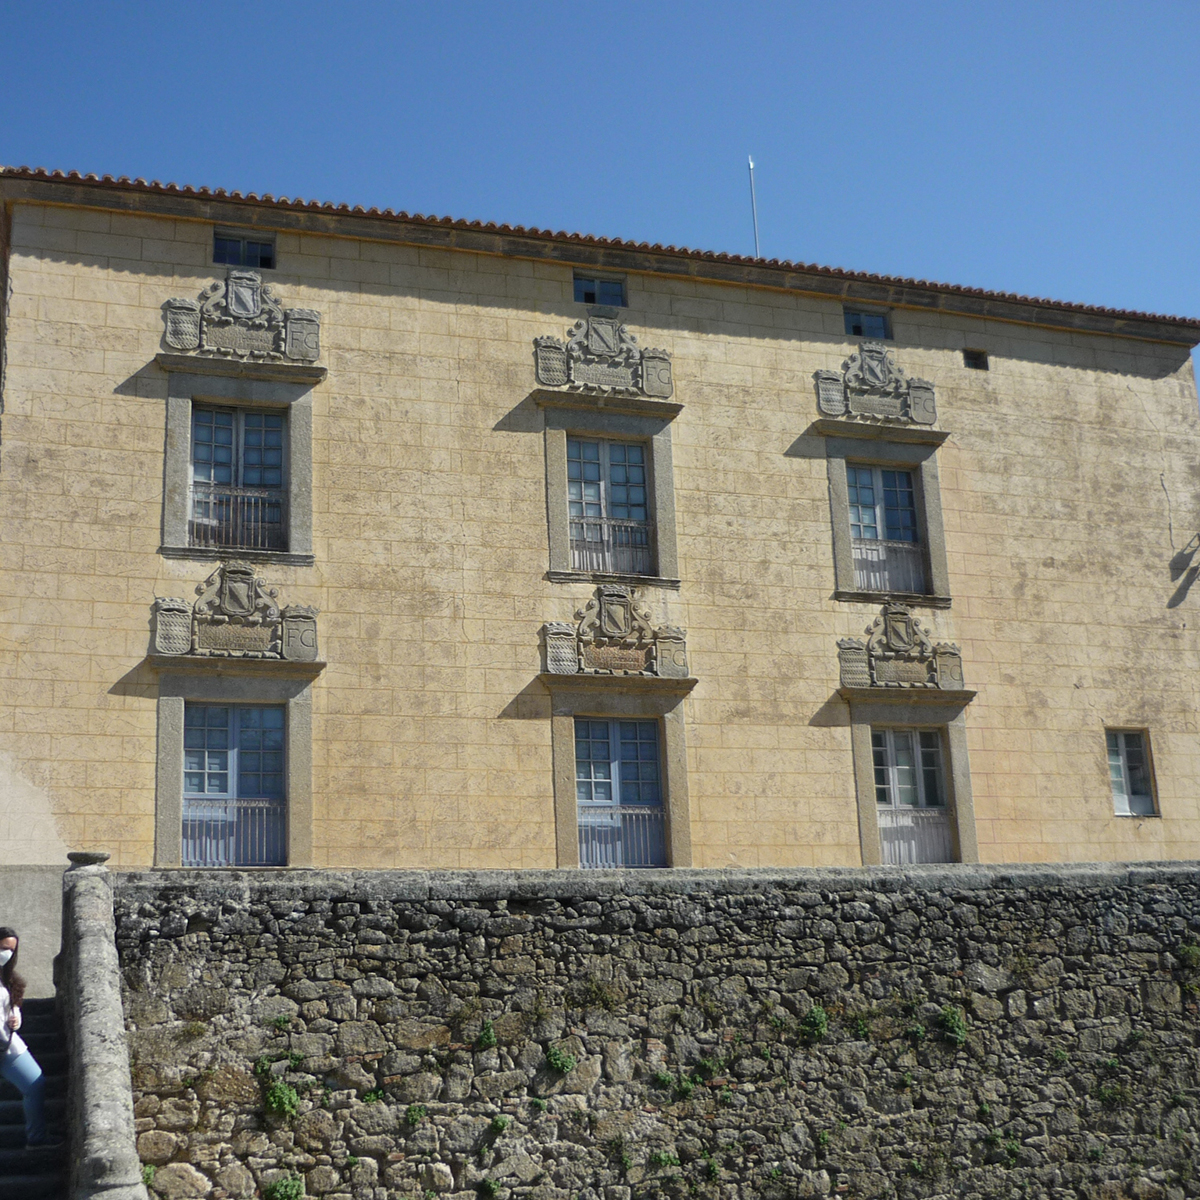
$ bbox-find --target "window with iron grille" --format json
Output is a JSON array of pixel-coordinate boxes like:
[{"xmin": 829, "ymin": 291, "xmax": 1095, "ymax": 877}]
[
  {"xmin": 213, "ymin": 230, "xmax": 275, "ymax": 270},
  {"xmin": 846, "ymin": 463, "xmax": 926, "ymax": 593},
  {"xmin": 844, "ymin": 308, "xmax": 890, "ymax": 339},
  {"xmin": 183, "ymin": 704, "xmax": 286, "ymax": 866},
  {"xmin": 191, "ymin": 406, "xmax": 287, "ymax": 551},
  {"xmin": 1106, "ymin": 730, "xmax": 1156, "ymax": 816},
  {"xmin": 574, "ymin": 275, "xmax": 626, "ymax": 307},
  {"xmin": 575, "ymin": 718, "xmax": 666, "ymax": 868},
  {"xmin": 567, "ymin": 437, "xmax": 654, "ymax": 575}
]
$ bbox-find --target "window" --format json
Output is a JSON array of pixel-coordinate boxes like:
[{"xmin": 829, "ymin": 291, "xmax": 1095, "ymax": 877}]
[
  {"xmin": 575, "ymin": 718, "xmax": 666, "ymax": 868},
  {"xmin": 844, "ymin": 308, "xmax": 890, "ymax": 339},
  {"xmin": 574, "ymin": 275, "xmax": 626, "ymax": 307},
  {"xmin": 567, "ymin": 438, "xmax": 653, "ymax": 575},
  {"xmin": 846, "ymin": 463, "xmax": 925, "ymax": 593},
  {"xmin": 872, "ymin": 727, "xmax": 953, "ymax": 864},
  {"xmin": 182, "ymin": 704, "xmax": 286, "ymax": 866},
  {"xmin": 190, "ymin": 406, "xmax": 287, "ymax": 551},
  {"xmin": 1107, "ymin": 730, "xmax": 1156, "ymax": 816},
  {"xmin": 214, "ymin": 230, "xmax": 275, "ymax": 270},
  {"xmin": 963, "ymin": 349, "xmax": 989, "ymax": 371}
]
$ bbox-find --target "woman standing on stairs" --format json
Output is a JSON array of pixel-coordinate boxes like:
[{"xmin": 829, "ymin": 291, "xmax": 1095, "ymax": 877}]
[{"xmin": 0, "ymin": 928, "xmax": 51, "ymax": 1147}]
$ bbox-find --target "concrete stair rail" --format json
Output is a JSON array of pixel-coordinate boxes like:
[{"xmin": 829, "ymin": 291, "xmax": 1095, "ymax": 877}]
[{"xmin": 60, "ymin": 853, "xmax": 149, "ymax": 1200}]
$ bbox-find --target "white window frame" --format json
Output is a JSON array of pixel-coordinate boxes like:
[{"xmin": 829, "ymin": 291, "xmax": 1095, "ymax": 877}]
[
  {"xmin": 847, "ymin": 462, "xmax": 926, "ymax": 594},
  {"xmin": 575, "ymin": 717, "xmax": 667, "ymax": 869},
  {"xmin": 567, "ymin": 436, "xmax": 654, "ymax": 576},
  {"xmin": 872, "ymin": 727, "xmax": 947, "ymax": 809},
  {"xmin": 1106, "ymin": 729, "xmax": 1157, "ymax": 817}
]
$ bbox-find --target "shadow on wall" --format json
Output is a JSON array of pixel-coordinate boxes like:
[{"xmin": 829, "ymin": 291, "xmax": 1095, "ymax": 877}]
[{"xmin": 1167, "ymin": 533, "xmax": 1200, "ymax": 608}]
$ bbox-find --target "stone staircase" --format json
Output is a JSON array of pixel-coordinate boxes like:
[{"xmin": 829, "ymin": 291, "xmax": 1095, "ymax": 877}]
[{"xmin": 0, "ymin": 998, "xmax": 68, "ymax": 1199}]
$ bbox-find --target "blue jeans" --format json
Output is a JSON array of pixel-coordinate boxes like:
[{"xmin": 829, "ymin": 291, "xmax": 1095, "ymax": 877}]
[{"xmin": 0, "ymin": 1048, "xmax": 46, "ymax": 1144}]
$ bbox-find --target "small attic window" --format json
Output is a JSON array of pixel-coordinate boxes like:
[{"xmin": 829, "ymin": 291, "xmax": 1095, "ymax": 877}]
[
  {"xmin": 963, "ymin": 349, "xmax": 989, "ymax": 371},
  {"xmin": 574, "ymin": 275, "xmax": 626, "ymax": 307},
  {"xmin": 214, "ymin": 230, "xmax": 275, "ymax": 270},
  {"xmin": 844, "ymin": 309, "xmax": 890, "ymax": 339}
]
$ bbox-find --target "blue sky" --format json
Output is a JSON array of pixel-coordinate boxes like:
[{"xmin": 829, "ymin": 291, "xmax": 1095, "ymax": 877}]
[{"xmin": 3, "ymin": 1, "xmax": 1197, "ymax": 318}]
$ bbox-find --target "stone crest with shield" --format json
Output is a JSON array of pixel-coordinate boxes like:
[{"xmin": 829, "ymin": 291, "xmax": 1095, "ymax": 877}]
[
  {"xmin": 837, "ymin": 602, "xmax": 962, "ymax": 689},
  {"xmin": 163, "ymin": 270, "xmax": 320, "ymax": 362},
  {"xmin": 542, "ymin": 585, "xmax": 688, "ymax": 677},
  {"xmin": 534, "ymin": 314, "xmax": 673, "ymax": 398},
  {"xmin": 815, "ymin": 341, "xmax": 937, "ymax": 424}
]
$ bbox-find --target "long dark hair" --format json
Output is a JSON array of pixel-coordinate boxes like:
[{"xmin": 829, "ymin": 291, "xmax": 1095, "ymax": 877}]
[{"xmin": 0, "ymin": 928, "xmax": 26, "ymax": 1007}]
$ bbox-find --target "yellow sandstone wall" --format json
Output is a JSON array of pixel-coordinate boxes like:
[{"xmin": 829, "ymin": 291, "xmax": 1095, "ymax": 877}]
[{"xmin": 2, "ymin": 199, "xmax": 1198, "ymax": 867}]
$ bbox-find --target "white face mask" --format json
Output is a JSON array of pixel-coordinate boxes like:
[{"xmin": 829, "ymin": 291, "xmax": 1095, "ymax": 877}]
[{"xmin": 0, "ymin": 951, "xmax": 12, "ymax": 967}]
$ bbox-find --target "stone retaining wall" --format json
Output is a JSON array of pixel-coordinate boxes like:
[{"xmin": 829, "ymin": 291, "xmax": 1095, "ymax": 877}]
[{"xmin": 113, "ymin": 865, "xmax": 1200, "ymax": 1200}]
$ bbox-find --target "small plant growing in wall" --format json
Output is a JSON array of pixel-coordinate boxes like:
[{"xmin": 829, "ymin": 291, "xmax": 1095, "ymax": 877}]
[
  {"xmin": 545, "ymin": 1045, "xmax": 576, "ymax": 1075},
  {"xmin": 1177, "ymin": 942, "xmax": 1200, "ymax": 971},
  {"xmin": 490, "ymin": 1115, "xmax": 509, "ymax": 1135},
  {"xmin": 648, "ymin": 1150, "xmax": 680, "ymax": 1168},
  {"xmin": 476, "ymin": 1020, "xmax": 497, "ymax": 1050},
  {"xmin": 406, "ymin": 1104, "xmax": 427, "ymax": 1126},
  {"xmin": 268, "ymin": 1013, "xmax": 292, "ymax": 1031},
  {"xmin": 800, "ymin": 1005, "xmax": 828, "ymax": 1042},
  {"xmin": 263, "ymin": 1175, "xmax": 305, "ymax": 1200},
  {"xmin": 362, "ymin": 1089, "xmax": 384, "ymax": 1104},
  {"xmin": 939, "ymin": 1005, "xmax": 968, "ymax": 1047},
  {"xmin": 530, "ymin": 1097, "xmax": 547, "ymax": 1114},
  {"xmin": 478, "ymin": 1180, "xmax": 500, "ymax": 1198},
  {"xmin": 265, "ymin": 1079, "xmax": 300, "ymax": 1120},
  {"xmin": 141, "ymin": 1164, "xmax": 156, "ymax": 1188}
]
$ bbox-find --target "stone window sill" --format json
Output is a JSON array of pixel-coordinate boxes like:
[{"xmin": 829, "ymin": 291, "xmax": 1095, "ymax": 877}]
[
  {"xmin": 835, "ymin": 588, "xmax": 951, "ymax": 609},
  {"xmin": 546, "ymin": 569, "xmax": 680, "ymax": 590},
  {"xmin": 160, "ymin": 545, "xmax": 315, "ymax": 568}
]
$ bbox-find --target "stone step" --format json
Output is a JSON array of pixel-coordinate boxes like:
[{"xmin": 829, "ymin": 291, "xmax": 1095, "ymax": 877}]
[
  {"xmin": 0, "ymin": 1099, "xmax": 65, "ymax": 1129},
  {"xmin": 0, "ymin": 1076, "xmax": 66, "ymax": 1107},
  {"xmin": 0, "ymin": 1171, "xmax": 67, "ymax": 1200}
]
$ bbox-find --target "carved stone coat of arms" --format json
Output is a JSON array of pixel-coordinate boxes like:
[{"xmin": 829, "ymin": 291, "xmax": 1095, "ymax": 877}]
[
  {"xmin": 542, "ymin": 585, "xmax": 688, "ymax": 678},
  {"xmin": 534, "ymin": 314, "xmax": 673, "ymax": 398},
  {"xmin": 152, "ymin": 562, "xmax": 319, "ymax": 662},
  {"xmin": 837, "ymin": 603, "xmax": 963, "ymax": 689},
  {"xmin": 815, "ymin": 342, "xmax": 936, "ymax": 424},
  {"xmin": 163, "ymin": 270, "xmax": 320, "ymax": 363}
]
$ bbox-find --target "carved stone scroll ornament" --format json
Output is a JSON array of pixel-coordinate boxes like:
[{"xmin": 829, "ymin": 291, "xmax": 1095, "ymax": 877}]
[
  {"xmin": 534, "ymin": 313, "xmax": 673, "ymax": 398},
  {"xmin": 162, "ymin": 270, "xmax": 321, "ymax": 362},
  {"xmin": 837, "ymin": 603, "xmax": 962, "ymax": 689},
  {"xmin": 815, "ymin": 341, "xmax": 936, "ymax": 425},
  {"xmin": 542, "ymin": 585, "xmax": 688, "ymax": 678},
  {"xmin": 152, "ymin": 562, "xmax": 318, "ymax": 661}
]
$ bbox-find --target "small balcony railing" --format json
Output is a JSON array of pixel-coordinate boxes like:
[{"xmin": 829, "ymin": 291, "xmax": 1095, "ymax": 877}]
[
  {"xmin": 578, "ymin": 804, "xmax": 667, "ymax": 869},
  {"xmin": 852, "ymin": 538, "xmax": 926, "ymax": 594},
  {"xmin": 190, "ymin": 483, "xmax": 287, "ymax": 552},
  {"xmin": 877, "ymin": 806, "xmax": 953, "ymax": 865},
  {"xmin": 182, "ymin": 797, "xmax": 287, "ymax": 867},
  {"xmin": 570, "ymin": 517, "xmax": 655, "ymax": 576}
]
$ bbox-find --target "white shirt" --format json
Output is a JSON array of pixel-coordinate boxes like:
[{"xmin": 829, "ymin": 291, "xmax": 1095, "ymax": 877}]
[{"xmin": 0, "ymin": 984, "xmax": 27, "ymax": 1058}]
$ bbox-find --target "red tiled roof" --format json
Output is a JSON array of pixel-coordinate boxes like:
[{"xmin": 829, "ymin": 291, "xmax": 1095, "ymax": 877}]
[{"xmin": 3, "ymin": 164, "xmax": 1199, "ymax": 331}]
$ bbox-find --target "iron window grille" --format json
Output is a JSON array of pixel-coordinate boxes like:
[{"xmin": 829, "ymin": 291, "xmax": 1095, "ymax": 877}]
[
  {"xmin": 575, "ymin": 718, "xmax": 666, "ymax": 868},
  {"xmin": 190, "ymin": 406, "xmax": 288, "ymax": 551},
  {"xmin": 183, "ymin": 704, "xmax": 287, "ymax": 867},
  {"xmin": 846, "ymin": 463, "xmax": 926, "ymax": 593},
  {"xmin": 1106, "ymin": 730, "xmax": 1156, "ymax": 816},
  {"xmin": 568, "ymin": 437, "xmax": 655, "ymax": 575}
]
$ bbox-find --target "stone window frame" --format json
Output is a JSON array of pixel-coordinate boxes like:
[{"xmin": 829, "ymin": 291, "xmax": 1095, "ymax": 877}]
[
  {"xmin": 542, "ymin": 675, "xmax": 694, "ymax": 869},
  {"xmin": 157, "ymin": 355, "xmax": 324, "ymax": 567},
  {"xmin": 843, "ymin": 692, "xmax": 978, "ymax": 866},
  {"xmin": 153, "ymin": 665, "xmax": 316, "ymax": 868},
  {"xmin": 537, "ymin": 391, "xmax": 682, "ymax": 588},
  {"xmin": 821, "ymin": 422, "xmax": 952, "ymax": 607}
]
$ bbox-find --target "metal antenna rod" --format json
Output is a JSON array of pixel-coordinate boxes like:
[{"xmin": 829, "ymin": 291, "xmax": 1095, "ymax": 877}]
[{"xmin": 747, "ymin": 155, "xmax": 761, "ymax": 258}]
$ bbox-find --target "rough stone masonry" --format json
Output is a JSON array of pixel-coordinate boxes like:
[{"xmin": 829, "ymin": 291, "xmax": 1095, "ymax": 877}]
[{"xmin": 113, "ymin": 865, "xmax": 1200, "ymax": 1200}]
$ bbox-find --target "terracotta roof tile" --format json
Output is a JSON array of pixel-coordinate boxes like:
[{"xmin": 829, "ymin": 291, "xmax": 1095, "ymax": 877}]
[{"xmin": 3, "ymin": 164, "xmax": 1198, "ymax": 331}]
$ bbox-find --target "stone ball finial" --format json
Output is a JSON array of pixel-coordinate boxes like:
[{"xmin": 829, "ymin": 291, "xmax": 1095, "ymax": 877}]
[{"xmin": 67, "ymin": 850, "xmax": 111, "ymax": 866}]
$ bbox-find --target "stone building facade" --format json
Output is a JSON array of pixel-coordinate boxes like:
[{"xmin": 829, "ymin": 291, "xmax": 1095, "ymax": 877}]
[{"xmin": 2, "ymin": 166, "xmax": 1200, "ymax": 872}]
